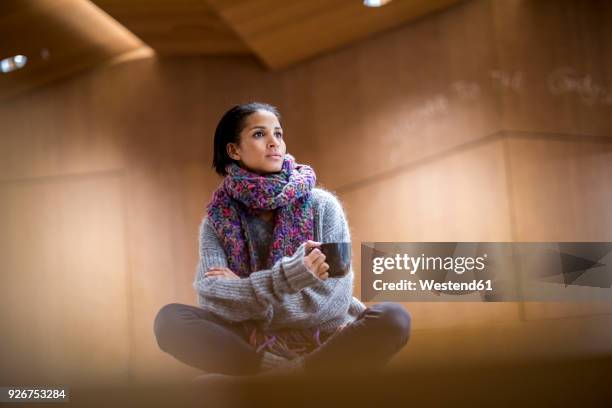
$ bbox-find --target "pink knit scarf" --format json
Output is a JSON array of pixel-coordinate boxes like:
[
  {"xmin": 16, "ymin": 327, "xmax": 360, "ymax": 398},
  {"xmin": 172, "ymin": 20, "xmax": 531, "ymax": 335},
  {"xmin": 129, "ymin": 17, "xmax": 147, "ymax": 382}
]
[{"xmin": 206, "ymin": 154, "xmax": 316, "ymax": 277}]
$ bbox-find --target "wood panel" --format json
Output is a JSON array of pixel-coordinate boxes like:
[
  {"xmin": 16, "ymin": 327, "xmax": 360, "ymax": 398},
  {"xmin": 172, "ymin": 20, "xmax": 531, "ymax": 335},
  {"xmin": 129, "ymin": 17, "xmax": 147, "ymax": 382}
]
[
  {"xmin": 0, "ymin": 57, "xmax": 156, "ymax": 182},
  {"xmin": 93, "ymin": 0, "xmax": 250, "ymax": 55},
  {"xmin": 505, "ymin": 134, "xmax": 612, "ymax": 321},
  {"xmin": 491, "ymin": 0, "xmax": 612, "ymax": 137},
  {"xmin": 122, "ymin": 160, "xmax": 225, "ymax": 383},
  {"xmin": 206, "ymin": 0, "xmax": 464, "ymax": 69},
  {"xmin": 0, "ymin": 0, "xmax": 145, "ymax": 101},
  {"xmin": 506, "ymin": 135, "xmax": 612, "ymax": 242},
  {"xmin": 0, "ymin": 172, "xmax": 130, "ymax": 386},
  {"xmin": 301, "ymin": 0, "xmax": 501, "ymax": 190},
  {"xmin": 340, "ymin": 138, "xmax": 518, "ymax": 331}
]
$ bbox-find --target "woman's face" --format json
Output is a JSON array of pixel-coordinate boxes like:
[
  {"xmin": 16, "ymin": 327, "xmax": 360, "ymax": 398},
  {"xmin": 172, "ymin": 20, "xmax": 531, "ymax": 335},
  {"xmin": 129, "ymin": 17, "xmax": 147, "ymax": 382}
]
[{"xmin": 227, "ymin": 110, "xmax": 287, "ymax": 175}]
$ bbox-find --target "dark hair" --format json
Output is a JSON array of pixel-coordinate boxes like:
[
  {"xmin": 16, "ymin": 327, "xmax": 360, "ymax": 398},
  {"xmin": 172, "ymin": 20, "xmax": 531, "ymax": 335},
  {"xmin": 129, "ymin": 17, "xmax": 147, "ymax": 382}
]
[{"xmin": 212, "ymin": 102, "xmax": 281, "ymax": 176}]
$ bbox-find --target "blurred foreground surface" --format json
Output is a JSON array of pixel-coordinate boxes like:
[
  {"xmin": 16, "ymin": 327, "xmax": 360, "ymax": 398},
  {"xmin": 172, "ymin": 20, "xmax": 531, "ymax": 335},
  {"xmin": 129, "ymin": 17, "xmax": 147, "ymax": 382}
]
[{"xmin": 7, "ymin": 355, "xmax": 610, "ymax": 408}]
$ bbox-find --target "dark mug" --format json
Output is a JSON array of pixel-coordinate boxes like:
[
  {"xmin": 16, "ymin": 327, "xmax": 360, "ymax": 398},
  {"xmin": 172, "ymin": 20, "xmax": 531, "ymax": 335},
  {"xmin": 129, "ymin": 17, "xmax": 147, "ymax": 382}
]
[{"xmin": 307, "ymin": 242, "xmax": 351, "ymax": 278}]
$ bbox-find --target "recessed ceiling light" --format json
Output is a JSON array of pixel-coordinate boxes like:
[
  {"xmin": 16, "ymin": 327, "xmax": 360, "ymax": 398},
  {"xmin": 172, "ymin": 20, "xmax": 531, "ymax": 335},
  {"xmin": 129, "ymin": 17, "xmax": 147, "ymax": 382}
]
[
  {"xmin": 1, "ymin": 55, "xmax": 28, "ymax": 73},
  {"xmin": 364, "ymin": 0, "xmax": 392, "ymax": 7}
]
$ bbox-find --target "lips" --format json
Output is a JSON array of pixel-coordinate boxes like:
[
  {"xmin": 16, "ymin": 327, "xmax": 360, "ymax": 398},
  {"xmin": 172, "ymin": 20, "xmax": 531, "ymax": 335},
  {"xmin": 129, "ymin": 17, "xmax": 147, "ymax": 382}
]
[{"xmin": 266, "ymin": 154, "xmax": 282, "ymax": 159}]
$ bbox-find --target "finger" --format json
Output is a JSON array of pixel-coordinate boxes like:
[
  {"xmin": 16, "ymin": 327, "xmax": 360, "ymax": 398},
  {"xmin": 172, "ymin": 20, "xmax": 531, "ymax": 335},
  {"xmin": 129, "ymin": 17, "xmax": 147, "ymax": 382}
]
[
  {"xmin": 305, "ymin": 251, "xmax": 324, "ymax": 268},
  {"xmin": 210, "ymin": 273, "xmax": 235, "ymax": 279},
  {"xmin": 211, "ymin": 268, "xmax": 236, "ymax": 277},
  {"xmin": 311, "ymin": 253, "xmax": 326, "ymax": 270},
  {"xmin": 305, "ymin": 241, "xmax": 322, "ymax": 251},
  {"xmin": 206, "ymin": 270, "xmax": 229, "ymax": 275},
  {"xmin": 317, "ymin": 263, "xmax": 329, "ymax": 278},
  {"xmin": 306, "ymin": 248, "xmax": 324, "ymax": 262},
  {"xmin": 222, "ymin": 270, "xmax": 239, "ymax": 277},
  {"xmin": 303, "ymin": 249, "xmax": 317, "ymax": 266},
  {"xmin": 319, "ymin": 272, "xmax": 329, "ymax": 280}
]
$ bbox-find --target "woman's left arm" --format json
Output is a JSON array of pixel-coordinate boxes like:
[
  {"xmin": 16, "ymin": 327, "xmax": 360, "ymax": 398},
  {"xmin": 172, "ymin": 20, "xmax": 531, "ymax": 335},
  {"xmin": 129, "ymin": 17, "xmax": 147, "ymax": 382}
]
[{"xmin": 269, "ymin": 192, "xmax": 358, "ymax": 329}]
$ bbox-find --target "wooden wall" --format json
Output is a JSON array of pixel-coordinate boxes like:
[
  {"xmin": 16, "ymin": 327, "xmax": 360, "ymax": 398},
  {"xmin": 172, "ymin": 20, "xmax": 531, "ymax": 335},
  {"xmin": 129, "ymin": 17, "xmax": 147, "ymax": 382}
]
[{"xmin": 0, "ymin": 0, "xmax": 611, "ymax": 385}]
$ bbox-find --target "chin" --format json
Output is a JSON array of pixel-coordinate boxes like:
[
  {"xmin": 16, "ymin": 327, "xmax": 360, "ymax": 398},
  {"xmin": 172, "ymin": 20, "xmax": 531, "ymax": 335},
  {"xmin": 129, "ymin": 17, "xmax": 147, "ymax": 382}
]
[{"xmin": 264, "ymin": 162, "xmax": 283, "ymax": 172}]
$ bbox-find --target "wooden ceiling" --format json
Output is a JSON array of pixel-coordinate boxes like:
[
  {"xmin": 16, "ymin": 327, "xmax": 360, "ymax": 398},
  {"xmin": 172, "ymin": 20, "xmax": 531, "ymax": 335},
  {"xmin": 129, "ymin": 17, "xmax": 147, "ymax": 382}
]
[
  {"xmin": 0, "ymin": 0, "xmax": 145, "ymax": 101},
  {"xmin": 205, "ymin": 0, "xmax": 464, "ymax": 70},
  {"xmin": 93, "ymin": 0, "xmax": 250, "ymax": 55},
  {"xmin": 0, "ymin": 0, "xmax": 463, "ymax": 101}
]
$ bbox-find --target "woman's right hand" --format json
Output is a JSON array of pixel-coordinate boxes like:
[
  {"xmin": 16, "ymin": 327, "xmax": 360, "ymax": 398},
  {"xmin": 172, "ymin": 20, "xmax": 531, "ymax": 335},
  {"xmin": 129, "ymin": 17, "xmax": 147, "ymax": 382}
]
[{"xmin": 303, "ymin": 240, "xmax": 329, "ymax": 280}]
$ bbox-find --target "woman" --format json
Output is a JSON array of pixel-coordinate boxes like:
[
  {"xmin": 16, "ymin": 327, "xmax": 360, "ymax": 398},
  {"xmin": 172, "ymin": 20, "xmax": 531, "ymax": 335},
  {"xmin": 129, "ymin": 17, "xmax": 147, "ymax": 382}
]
[{"xmin": 154, "ymin": 102, "xmax": 411, "ymax": 379}]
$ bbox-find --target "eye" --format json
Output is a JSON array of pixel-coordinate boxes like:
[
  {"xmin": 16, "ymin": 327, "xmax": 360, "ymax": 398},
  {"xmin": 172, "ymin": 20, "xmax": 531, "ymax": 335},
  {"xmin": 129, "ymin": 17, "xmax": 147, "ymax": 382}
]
[
  {"xmin": 275, "ymin": 131, "xmax": 283, "ymax": 139},
  {"xmin": 253, "ymin": 131, "xmax": 264, "ymax": 138}
]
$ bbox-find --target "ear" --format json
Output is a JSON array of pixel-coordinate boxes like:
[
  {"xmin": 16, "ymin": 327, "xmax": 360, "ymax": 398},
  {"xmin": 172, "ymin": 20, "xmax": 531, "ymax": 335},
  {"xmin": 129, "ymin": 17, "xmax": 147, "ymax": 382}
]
[{"xmin": 226, "ymin": 143, "xmax": 240, "ymax": 161}]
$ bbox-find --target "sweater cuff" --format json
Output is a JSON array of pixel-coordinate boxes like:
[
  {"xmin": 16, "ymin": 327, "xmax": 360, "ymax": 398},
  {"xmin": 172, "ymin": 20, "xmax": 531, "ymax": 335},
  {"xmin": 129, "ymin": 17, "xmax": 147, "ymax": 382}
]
[{"xmin": 281, "ymin": 244, "xmax": 321, "ymax": 293}]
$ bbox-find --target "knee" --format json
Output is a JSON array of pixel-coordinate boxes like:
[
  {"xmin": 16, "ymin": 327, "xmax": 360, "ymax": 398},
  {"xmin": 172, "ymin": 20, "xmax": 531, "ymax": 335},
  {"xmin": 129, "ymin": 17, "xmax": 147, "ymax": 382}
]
[
  {"xmin": 153, "ymin": 303, "xmax": 184, "ymax": 351},
  {"xmin": 375, "ymin": 302, "xmax": 412, "ymax": 345}
]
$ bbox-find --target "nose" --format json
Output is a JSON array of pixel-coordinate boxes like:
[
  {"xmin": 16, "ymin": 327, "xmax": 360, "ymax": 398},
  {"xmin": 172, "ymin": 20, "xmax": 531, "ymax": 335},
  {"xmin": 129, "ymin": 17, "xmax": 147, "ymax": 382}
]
[{"xmin": 267, "ymin": 136, "xmax": 279, "ymax": 148}]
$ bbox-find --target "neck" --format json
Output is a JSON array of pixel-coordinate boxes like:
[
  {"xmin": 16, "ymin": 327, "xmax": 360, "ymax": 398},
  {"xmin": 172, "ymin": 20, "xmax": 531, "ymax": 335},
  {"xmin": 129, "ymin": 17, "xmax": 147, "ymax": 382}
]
[{"xmin": 257, "ymin": 210, "xmax": 274, "ymax": 222}]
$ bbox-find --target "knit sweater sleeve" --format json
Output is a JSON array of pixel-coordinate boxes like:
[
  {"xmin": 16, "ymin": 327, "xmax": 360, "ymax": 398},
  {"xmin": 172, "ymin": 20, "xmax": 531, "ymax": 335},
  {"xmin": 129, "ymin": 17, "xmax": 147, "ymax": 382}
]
[
  {"xmin": 192, "ymin": 218, "xmax": 322, "ymax": 325},
  {"xmin": 267, "ymin": 191, "xmax": 356, "ymax": 330}
]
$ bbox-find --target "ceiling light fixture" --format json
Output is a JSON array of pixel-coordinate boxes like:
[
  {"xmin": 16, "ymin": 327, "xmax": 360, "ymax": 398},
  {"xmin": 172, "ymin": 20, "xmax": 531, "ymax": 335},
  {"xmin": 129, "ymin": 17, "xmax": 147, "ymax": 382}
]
[
  {"xmin": 1, "ymin": 55, "xmax": 28, "ymax": 73},
  {"xmin": 363, "ymin": 0, "xmax": 393, "ymax": 7}
]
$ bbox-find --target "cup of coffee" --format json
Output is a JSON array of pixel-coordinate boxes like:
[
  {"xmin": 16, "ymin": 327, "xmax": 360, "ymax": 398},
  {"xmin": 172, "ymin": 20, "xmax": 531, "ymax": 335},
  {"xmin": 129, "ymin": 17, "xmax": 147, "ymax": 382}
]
[{"xmin": 308, "ymin": 242, "xmax": 351, "ymax": 278}]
